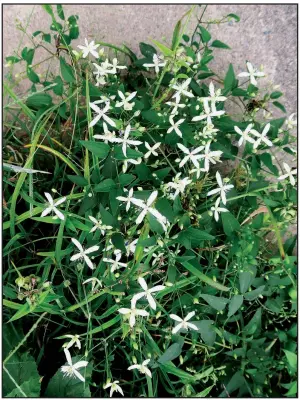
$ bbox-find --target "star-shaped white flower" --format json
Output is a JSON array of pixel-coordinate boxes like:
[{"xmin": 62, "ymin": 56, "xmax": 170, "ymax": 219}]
[
  {"xmin": 177, "ymin": 143, "xmax": 204, "ymax": 168},
  {"xmin": 93, "ymin": 122, "xmax": 116, "ymax": 143},
  {"xmin": 128, "ymin": 359, "xmax": 152, "ymax": 378},
  {"xmin": 131, "ymin": 277, "xmax": 165, "ymax": 310},
  {"xmin": 286, "ymin": 113, "xmax": 297, "ymax": 130},
  {"xmin": 70, "ymin": 238, "xmax": 99, "ymax": 270},
  {"xmin": 83, "ymin": 277, "xmax": 102, "ymax": 292},
  {"xmin": 116, "ymin": 188, "xmax": 137, "ymax": 212},
  {"xmin": 116, "ymin": 91, "xmax": 137, "ymax": 111},
  {"xmin": 251, "ymin": 123, "xmax": 273, "ymax": 149},
  {"xmin": 110, "ymin": 58, "xmax": 127, "ymax": 73},
  {"xmin": 63, "ymin": 334, "xmax": 81, "ymax": 350},
  {"xmin": 278, "ymin": 163, "xmax": 297, "ymax": 186},
  {"xmin": 89, "ymin": 216, "xmax": 113, "ymax": 235},
  {"xmin": 238, "ymin": 62, "xmax": 265, "ymax": 86},
  {"xmin": 192, "ymin": 101, "xmax": 225, "ymax": 125},
  {"xmin": 165, "ymin": 173, "xmax": 192, "ymax": 200},
  {"xmin": 143, "ymin": 54, "xmax": 166, "ymax": 74},
  {"xmin": 167, "ymin": 116, "xmax": 185, "ymax": 137},
  {"xmin": 144, "ymin": 142, "xmax": 161, "ymax": 159},
  {"xmin": 61, "ymin": 348, "xmax": 88, "ymax": 382},
  {"xmin": 41, "ymin": 192, "xmax": 66, "ymax": 220},
  {"xmin": 170, "ymin": 311, "xmax": 198, "ymax": 334},
  {"xmin": 131, "ymin": 191, "xmax": 168, "ymax": 231},
  {"xmin": 234, "ymin": 124, "xmax": 256, "ymax": 147},
  {"xmin": 104, "ymin": 381, "xmax": 124, "ymax": 397},
  {"xmin": 207, "ymin": 171, "xmax": 234, "ymax": 205},
  {"xmin": 197, "ymin": 142, "xmax": 223, "ymax": 172},
  {"xmin": 202, "ymin": 82, "xmax": 227, "ymax": 112},
  {"xmin": 89, "ymin": 101, "xmax": 116, "ymax": 128},
  {"xmin": 77, "ymin": 38, "xmax": 99, "ymax": 58},
  {"xmin": 171, "ymin": 78, "xmax": 194, "ymax": 102},
  {"xmin": 211, "ymin": 197, "xmax": 228, "ymax": 222},
  {"xmin": 103, "ymin": 253, "xmax": 127, "ymax": 273},
  {"xmin": 122, "ymin": 157, "xmax": 142, "ymax": 173},
  {"xmin": 166, "ymin": 98, "xmax": 185, "ymax": 115},
  {"xmin": 109, "ymin": 125, "xmax": 142, "ymax": 157},
  {"xmin": 118, "ymin": 306, "xmax": 149, "ymax": 328},
  {"xmin": 189, "ymin": 165, "xmax": 206, "ymax": 179}
]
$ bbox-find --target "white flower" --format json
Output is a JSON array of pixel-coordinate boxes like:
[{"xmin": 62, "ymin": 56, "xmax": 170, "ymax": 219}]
[
  {"xmin": 211, "ymin": 197, "xmax": 228, "ymax": 221},
  {"xmin": 151, "ymin": 252, "xmax": 164, "ymax": 266},
  {"xmin": 131, "ymin": 277, "xmax": 165, "ymax": 310},
  {"xmin": 197, "ymin": 141, "xmax": 223, "ymax": 172},
  {"xmin": 104, "ymin": 380, "xmax": 124, "ymax": 397},
  {"xmin": 116, "ymin": 188, "xmax": 137, "ymax": 212},
  {"xmin": 93, "ymin": 122, "xmax": 116, "ymax": 143},
  {"xmin": 128, "ymin": 359, "xmax": 152, "ymax": 378},
  {"xmin": 93, "ymin": 61, "xmax": 113, "ymax": 85},
  {"xmin": 167, "ymin": 116, "xmax": 185, "ymax": 137},
  {"xmin": 118, "ymin": 306, "xmax": 149, "ymax": 328},
  {"xmin": 122, "ymin": 157, "xmax": 142, "ymax": 173},
  {"xmin": 189, "ymin": 165, "xmax": 206, "ymax": 179},
  {"xmin": 103, "ymin": 253, "xmax": 127, "ymax": 273},
  {"xmin": 131, "ymin": 191, "xmax": 168, "ymax": 231},
  {"xmin": 171, "ymin": 78, "xmax": 194, "ymax": 102},
  {"xmin": 234, "ymin": 124, "xmax": 256, "ymax": 147},
  {"xmin": 110, "ymin": 58, "xmax": 127, "ymax": 73},
  {"xmin": 278, "ymin": 163, "xmax": 297, "ymax": 186},
  {"xmin": 70, "ymin": 238, "xmax": 99, "ymax": 270},
  {"xmin": 166, "ymin": 98, "xmax": 185, "ymax": 115},
  {"xmin": 144, "ymin": 142, "xmax": 161, "ymax": 159},
  {"xmin": 143, "ymin": 54, "xmax": 166, "ymax": 74},
  {"xmin": 192, "ymin": 101, "xmax": 225, "ymax": 125},
  {"xmin": 177, "ymin": 143, "xmax": 204, "ymax": 168},
  {"xmin": 238, "ymin": 62, "xmax": 265, "ymax": 86},
  {"xmin": 116, "ymin": 91, "xmax": 137, "ymax": 111},
  {"xmin": 83, "ymin": 277, "xmax": 102, "ymax": 292},
  {"xmin": 202, "ymin": 82, "xmax": 227, "ymax": 112},
  {"xmin": 109, "ymin": 125, "xmax": 142, "ymax": 157},
  {"xmin": 89, "ymin": 101, "xmax": 116, "ymax": 128},
  {"xmin": 61, "ymin": 348, "xmax": 88, "ymax": 382},
  {"xmin": 89, "ymin": 216, "xmax": 113, "ymax": 235},
  {"xmin": 286, "ymin": 113, "xmax": 297, "ymax": 130},
  {"xmin": 77, "ymin": 38, "xmax": 99, "ymax": 58},
  {"xmin": 41, "ymin": 192, "xmax": 66, "ymax": 220},
  {"xmin": 170, "ymin": 311, "xmax": 198, "ymax": 334},
  {"xmin": 165, "ymin": 173, "xmax": 192, "ymax": 199},
  {"xmin": 251, "ymin": 123, "xmax": 273, "ymax": 148},
  {"xmin": 63, "ymin": 334, "xmax": 81, "ymax": 350},
  {"xmin": 207, "ymin": 171, "xmax": 234, "ymax": 205}
]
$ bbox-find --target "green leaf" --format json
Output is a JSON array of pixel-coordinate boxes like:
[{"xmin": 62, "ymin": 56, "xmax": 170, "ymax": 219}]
[
  {"xmin": 42, "ymin": 5, "xmax": 55, "ymax": 18},
  {"xmin": 79, "ymin": 141, "xmax": 110, "ymax": 158},
  {"xmin": 160, "ymin": 363, "xmax": 196, "ymax": 382},
  {"xmin": 228, "ymin": 295, "xmax": 243, "ymax": 317},
  {"xmin": 181, "ymin": 261, "xmax": 229, "ymax": 292},
  {"xmin": 195, "ymin": 384, "xmax": 215, "ymax": 397},
  {"xmin": 211, "ymin": 40, "xmax": 231, "ymax": 49},
  {"xmin": 26, "ymin": 93, "xmax": 53, "ymax": 110},
  {"xmin": 244, "ymin": 285, "xmax": 265, "ymax": 301},
  {"xmin": 273, "ymin": 101, "xmax": 286, "ymax": 113},
  {"xmin": 221, "ymin": 212, "xmax": 240, "ymax": 236},
  {"xmin": 113, "ymin": 146, "xmax": 143, "ymax": 160},
  {"xmin": 151, "ymin": 39, "xmax": 174, "ymax": 57},
  {"xmin": 21, "ymin": 47, "xmax": 35, "ymax": 65},
  {"xmin": 177, "ymin": 226, "xmax": 214, "ymax": 248},
  {"xmin": 139, "ymin": 42, "xmax": 157, "ymax": 58},
  {"xmin": 227, "ymin": 13, "xmax": 240, "ymax": 22},
  {"xmin": 239, "ymin": 266, "xmax": 256, "ymax": 293},
  {"xmin": 94, "ymin": 178, "xmax": 116, "ymax": 192},
  {"xmin": 199, "ymin": 26, "xmax": 211, "ymax": 43},
  {"xmin": 67, "ymin": 175, "xmax": 88, "ymax": 187},
  {"xmin": 244, "ymin": 307, "xmax": 262, "ymax": 336},
  {"xmin": 42, "ymin": 33, "xmax": 51, "ymax": 43},
  {"xmin": 60, "ymin": 56, "xmax": 75, "ymax": 83},
  {"xmin": 259, "ymin": 153, "xmax": 279, "ymax": 175},
  {"xmin": 193, "ymin": 320, "xmax": 216, "ymax": 346},
  {"xmin": 219, "ymin": 371, "xmax": 245, "ymax": 397},
  {"xmin": 283, "ymin": 349, "xmax": 297, "ymax": 373},
  {"xmin": 27, "ymin": 68, "xmax": 40, "ymax": 83},
  {"xmin": 224, "ymin": 63, "xmax": 236, "ymax": 92},
  {"xmin": 57, "ymin": 4, "xmax": 65, "ymax": 20},
  {"xmin": 171, "ymin": 20, "xmax": 182, "ymax": 50},
  {"xmin": 118, "ymin": 174, "xmax": 136, "ymax": 186},
  {"xmin": 200, "ymin": 294, "xmax": 229, "ymax": 311},
  {"xmin": 158, "ymin": 342, "xmax": 183, "ymax": 364},
  {"xmin": 68, "ymin": 15, "xmax": 79, "ymax": 40},
  {"xmin": 111, "ymin": 233, "xmax": 126, "ymax": 252},
  {"xmin": 270, "ymin": 91, "xmax": 283, "ymax": 99},
  {"xmin": 53, "ymin": 75, "xmax": 64, "ymax": 96}
]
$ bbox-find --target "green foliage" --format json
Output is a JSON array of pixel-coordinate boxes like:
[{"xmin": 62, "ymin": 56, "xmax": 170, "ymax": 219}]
[{"xmin": 3, "ymin": 3, "xmax": 297, "ymax": 398}]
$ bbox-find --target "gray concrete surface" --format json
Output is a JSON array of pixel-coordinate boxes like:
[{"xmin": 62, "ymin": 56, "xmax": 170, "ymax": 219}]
[{"xmin": 3, "ymin": 4, "xmax": 297, "ymax": 117}]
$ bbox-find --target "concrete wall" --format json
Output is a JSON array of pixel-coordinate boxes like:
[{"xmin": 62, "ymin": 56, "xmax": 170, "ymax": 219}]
[{"xmin": 3, "ymin": 4, "xmax": 297, "ymax": 115}]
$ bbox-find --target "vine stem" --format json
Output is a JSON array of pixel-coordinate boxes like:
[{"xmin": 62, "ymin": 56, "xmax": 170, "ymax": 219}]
[{"xmin": 4, "ymin": 312, "xmax": 47, "ymax": 365}]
